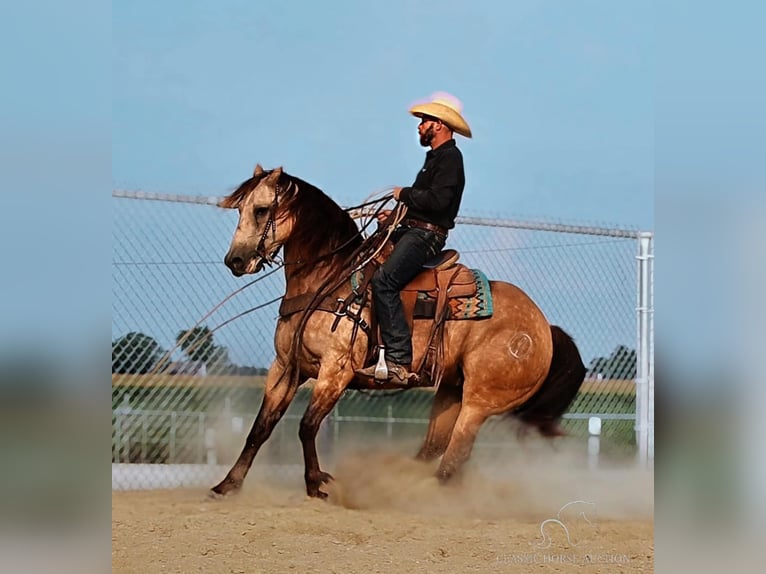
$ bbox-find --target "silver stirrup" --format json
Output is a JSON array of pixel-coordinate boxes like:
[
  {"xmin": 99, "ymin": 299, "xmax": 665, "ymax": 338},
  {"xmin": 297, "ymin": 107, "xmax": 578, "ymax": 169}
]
[{"xmin": 374, "ymin": 347, "xmax": 389, "ymax": 381}]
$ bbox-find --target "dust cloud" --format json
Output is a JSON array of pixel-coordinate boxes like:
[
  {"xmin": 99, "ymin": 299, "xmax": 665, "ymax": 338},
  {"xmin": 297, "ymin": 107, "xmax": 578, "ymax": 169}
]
[{"xmin": 325, "ymin": 437, "xmax": 653, "ymax": 523}]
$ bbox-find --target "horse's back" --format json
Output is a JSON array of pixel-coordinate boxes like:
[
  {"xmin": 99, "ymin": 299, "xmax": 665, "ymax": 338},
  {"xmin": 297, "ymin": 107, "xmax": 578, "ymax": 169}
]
[{"xmin": 487, "ymin": 279, "xmax": 550, "ymax": 328}]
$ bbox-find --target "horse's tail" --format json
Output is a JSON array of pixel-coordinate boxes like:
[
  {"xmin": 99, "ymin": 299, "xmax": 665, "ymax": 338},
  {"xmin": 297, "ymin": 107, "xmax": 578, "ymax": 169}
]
[{"xmin": 511, "ymin": 326, "xmax": 587, "ymax": 437}]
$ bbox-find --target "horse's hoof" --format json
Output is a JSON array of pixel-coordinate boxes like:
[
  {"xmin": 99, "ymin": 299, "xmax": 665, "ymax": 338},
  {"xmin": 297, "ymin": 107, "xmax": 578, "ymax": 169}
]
[
  {"xmin": 209, "ymin": 478, "xmax": 242, "ymax": 499},
  {"xmin": 305, "ymin": 471, "xmax": 334, "ymax": 499},
  {"xmin": 306, "ymin": 471, "xmax": 334, "ymax": 484}
]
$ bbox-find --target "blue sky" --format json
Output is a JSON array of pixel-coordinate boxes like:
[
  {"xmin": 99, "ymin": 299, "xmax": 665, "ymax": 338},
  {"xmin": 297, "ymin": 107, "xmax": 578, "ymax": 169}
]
[{"xmin": 113, "ymin": 0, "xmax": 653, "ymax": 229}]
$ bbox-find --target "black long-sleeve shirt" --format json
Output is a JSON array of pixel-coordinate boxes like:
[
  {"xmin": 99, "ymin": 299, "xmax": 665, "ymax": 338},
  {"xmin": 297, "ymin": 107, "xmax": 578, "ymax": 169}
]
[{"xmin": 398, "ymin": 139, "xmax": 465, "ymax": 230}]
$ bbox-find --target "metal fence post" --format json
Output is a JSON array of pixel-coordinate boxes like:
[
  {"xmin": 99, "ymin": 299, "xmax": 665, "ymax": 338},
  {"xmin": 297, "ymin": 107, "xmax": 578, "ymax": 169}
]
[
  {"xmin": 635, "ymin": 232, "xmax": 654, "ymax": 465},
  {"xmin": 588, "ymin": 416, "xmax": 602, "ymax": 470},
  {"xmin": 333, "ymin": 404, "xmax": 340, "ymax": 444}
]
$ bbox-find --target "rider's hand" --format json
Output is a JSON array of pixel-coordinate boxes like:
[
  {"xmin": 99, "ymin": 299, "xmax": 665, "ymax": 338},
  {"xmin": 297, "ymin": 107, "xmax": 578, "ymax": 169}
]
[
  {"xmin": 376, "ymin": 209, "xmax": 392, "ymax": 223},
  {"xmin": 392, "ymin": 186, "xmax": 403, "ymax": 200}
]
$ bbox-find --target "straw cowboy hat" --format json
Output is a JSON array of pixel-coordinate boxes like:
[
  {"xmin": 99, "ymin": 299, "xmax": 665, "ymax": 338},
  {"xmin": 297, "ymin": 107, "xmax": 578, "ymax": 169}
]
[{"xmin": 409, "ymin": 93, "xmax": 472, "ymax": 138}]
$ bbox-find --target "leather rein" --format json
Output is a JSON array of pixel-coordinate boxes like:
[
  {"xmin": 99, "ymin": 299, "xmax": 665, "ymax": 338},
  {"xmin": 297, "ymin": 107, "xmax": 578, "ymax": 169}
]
[
  {"xmin": 254, "ymin": 180, "xmax": 387, "ymax": 271},
  {"xmin": 252, "ymin": 179, "xmax": 390, "ymax": 338}
]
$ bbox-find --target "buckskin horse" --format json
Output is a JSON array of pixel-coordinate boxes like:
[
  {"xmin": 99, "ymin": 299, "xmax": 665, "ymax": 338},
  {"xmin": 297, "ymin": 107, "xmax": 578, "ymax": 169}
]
[{"xmin": 211, "ymin": 165, "xmax": 586, "ymax": 499}]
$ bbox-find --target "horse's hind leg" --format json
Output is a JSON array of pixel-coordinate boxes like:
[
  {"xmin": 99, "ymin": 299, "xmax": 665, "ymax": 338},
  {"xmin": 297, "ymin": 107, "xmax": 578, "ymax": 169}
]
[
  {"xmin": 298, "ymin": 364, "xmax": 352, "ymax": 499},
  {"xmin": 416, "ymin": 383, "xmax": 462, "ymax": 462},
  {"xmin": 435, "ymin": 405, "xmax": 489, "ymax": 482},
  {"xmin": 210, "ymin": 362, "xmax": 297, "ymax": 497}
]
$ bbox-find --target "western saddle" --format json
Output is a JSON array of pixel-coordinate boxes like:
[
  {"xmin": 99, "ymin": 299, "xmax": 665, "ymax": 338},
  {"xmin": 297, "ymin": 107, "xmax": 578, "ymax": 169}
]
[{"xmin": 398, "ymin": 249, "xmax": 476, "ymax": 330}]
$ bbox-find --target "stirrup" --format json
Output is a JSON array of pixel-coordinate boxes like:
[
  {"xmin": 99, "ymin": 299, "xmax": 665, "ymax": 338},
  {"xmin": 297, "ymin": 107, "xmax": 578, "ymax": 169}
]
[
  {"xmin": 373, "ymin": 347, "xmax": 389, "ymax": 381},
  {"xmin": 354, "ymin": 347, "xmax": 391, "ymax": 381}
]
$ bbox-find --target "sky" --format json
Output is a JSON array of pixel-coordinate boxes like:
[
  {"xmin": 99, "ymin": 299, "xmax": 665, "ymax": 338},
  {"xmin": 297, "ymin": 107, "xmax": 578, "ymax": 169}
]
[{"xmin": 113, "ymin": 0, "xmax": 653, "ymax": 230}]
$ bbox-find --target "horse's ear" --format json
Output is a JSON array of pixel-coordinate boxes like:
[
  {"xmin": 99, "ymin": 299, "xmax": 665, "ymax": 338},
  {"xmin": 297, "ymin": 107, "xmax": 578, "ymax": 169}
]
[
  {"xmin": 266, "ymin": 166, "xmax": 283, "ymax": 184},
  {"xmin": 253, "ymin": 163, "xmax": 264, "ymax": 177}
]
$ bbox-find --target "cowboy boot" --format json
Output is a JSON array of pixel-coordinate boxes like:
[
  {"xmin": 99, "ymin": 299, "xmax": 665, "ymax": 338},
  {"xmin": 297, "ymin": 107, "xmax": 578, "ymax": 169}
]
[{"xmin": 355, "ymin": 348, "xmax": 418, "ymax": 385}]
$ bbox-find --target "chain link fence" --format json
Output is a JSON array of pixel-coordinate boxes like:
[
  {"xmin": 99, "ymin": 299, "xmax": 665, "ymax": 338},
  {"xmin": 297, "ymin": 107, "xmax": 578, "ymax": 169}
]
[{"xmin": 112, "ymin": 191, "xmax": 652, "ymax": 489}]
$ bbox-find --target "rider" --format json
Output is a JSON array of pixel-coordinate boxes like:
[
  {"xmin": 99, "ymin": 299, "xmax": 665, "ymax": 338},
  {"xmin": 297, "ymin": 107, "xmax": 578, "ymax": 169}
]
[{"xmin": 356, "ymin": 93, "xmax": 472, "ymax": 385}]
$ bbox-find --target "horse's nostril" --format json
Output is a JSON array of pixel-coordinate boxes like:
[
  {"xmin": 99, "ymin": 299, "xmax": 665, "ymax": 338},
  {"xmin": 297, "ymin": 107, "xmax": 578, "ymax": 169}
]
[{"xmin": 226, "ymin": 255, "xmax": 244, "ymax": 271}]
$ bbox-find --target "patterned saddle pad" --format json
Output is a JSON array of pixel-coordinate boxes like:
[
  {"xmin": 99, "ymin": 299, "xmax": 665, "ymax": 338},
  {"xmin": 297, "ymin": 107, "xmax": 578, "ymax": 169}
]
[{"xmin": 413, "ymin": 269, "xmax": 494, "ymax": 320}]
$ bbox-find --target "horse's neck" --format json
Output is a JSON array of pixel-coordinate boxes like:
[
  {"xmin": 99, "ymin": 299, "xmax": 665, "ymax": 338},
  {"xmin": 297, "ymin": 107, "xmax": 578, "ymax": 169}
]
[{"xmin": 282, "ymin": 242, "xmax": 341, "ymax": 298}]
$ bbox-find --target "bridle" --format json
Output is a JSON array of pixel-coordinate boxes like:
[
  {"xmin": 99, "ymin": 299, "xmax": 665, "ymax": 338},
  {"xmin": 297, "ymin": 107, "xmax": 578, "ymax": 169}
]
[
  {"xmin": 247, "ymin": 177, "xmax": 394, "ymax": 271},
  {"xmin": 253, "ymin": 181, "xmax": 283, "ymax": 266}
]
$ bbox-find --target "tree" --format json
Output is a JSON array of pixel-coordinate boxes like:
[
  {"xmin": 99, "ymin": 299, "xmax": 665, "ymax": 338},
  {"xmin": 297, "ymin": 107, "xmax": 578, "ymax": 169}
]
[
  {"xmin": 176, "ymin": 326, "xmax": 216, "ymax": 363},
  {"xmin": 176, "ymin": 325, "xmax": 233, "ymax": 373},
  {"xmin": 112, "ymin": 332, "xmax": 165, "ymax": 374},
  {"xmin": 587, "ymin": 344, "xmax": 637, "ymax": 380}
]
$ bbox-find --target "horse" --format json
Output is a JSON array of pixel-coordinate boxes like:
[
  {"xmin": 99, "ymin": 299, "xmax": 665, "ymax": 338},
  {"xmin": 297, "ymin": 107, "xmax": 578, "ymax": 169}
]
[{"xmin": 211, "ymin": 164, "xmax": 586, "ymax": 499}]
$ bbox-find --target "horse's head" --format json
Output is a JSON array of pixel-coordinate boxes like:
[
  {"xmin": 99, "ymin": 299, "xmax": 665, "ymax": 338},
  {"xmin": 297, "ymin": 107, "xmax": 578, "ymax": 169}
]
[{"xmin": 218, "ymin": 164, "xmax": 295, "ymax": 276}]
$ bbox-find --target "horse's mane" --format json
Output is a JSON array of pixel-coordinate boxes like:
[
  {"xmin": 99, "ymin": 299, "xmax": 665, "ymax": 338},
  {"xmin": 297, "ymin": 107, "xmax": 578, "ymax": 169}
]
[
  {"xmin": 221, "ymin": 169, "xmax": 363, "ymax": 273},
  {"xmin": 281, "ymin": 173, "xmax": 364, "ymax": 266}
]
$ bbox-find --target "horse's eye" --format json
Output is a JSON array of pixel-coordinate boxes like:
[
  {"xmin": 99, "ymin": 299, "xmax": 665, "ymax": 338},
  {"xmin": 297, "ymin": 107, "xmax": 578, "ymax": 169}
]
[{"xmin": 255, "ymin": 207, "xmax": 269, "ymax": 218}]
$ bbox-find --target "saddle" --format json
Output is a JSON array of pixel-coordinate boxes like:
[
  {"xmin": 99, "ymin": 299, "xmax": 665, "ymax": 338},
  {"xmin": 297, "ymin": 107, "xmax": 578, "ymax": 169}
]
[{"xmin": 398, "ymin": 249, "xmax": 477, "ymax": 331}]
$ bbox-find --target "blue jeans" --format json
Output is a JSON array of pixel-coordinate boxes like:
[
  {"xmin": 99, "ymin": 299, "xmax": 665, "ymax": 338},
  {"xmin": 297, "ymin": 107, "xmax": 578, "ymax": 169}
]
[{"xmin": 371, "ymin": 227, "xmax": 446, "ymax": 365}]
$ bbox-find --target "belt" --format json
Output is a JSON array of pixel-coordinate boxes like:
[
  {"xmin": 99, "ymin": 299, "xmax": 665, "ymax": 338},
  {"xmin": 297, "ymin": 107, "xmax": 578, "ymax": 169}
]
[{"xmin": 402, "ymin": 218, "xmax": 448, "ymax": 237}]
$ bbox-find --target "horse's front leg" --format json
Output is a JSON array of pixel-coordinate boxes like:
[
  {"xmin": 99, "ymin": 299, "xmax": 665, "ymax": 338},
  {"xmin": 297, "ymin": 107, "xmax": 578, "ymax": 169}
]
[
  {"xmin": 210, "ymin": 359, "xmax": 297, "ymax": 497},
  {"xmin": 298, "ymin": 361, "xmax": 353, "ymax": 499}
]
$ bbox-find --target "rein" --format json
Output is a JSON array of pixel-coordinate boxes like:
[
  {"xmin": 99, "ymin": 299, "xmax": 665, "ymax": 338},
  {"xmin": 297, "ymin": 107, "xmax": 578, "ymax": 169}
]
[{"xmin": 256, "ymin": 183, "xmax": 394, "ymax": 272}]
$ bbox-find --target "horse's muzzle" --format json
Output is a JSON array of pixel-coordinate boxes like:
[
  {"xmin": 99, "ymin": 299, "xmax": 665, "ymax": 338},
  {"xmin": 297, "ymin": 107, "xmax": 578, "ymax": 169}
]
[
  {"xmin": 224, "ymin": 253, "xmax": 266, "ymax": 276},
  {"xmin": 224, "ymin": 253, "xmax": 246, "ymax": 276}
]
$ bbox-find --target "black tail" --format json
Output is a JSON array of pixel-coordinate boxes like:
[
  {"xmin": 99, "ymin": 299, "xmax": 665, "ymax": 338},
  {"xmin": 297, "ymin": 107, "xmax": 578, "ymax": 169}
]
[{"xmin": 512, "ymin": 326, "xmax": 587, "ymax": 437}]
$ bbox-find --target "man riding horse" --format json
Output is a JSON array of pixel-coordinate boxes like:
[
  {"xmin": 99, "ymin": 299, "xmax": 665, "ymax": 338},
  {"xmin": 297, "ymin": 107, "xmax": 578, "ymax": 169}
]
[
  {"xmin": 356, "ymin": 93, "xmax": 472, "ymax": 385},
  {"xmin": 212, "ymin": 95, "xmax": 584, "ymax": 499}
]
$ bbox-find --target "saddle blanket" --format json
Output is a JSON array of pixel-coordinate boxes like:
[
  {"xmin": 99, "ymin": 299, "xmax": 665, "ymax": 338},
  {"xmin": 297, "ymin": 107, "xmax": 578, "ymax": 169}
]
[{"xmin": 414, "ymin": 269, "xmax": 494, "ymax": 320}]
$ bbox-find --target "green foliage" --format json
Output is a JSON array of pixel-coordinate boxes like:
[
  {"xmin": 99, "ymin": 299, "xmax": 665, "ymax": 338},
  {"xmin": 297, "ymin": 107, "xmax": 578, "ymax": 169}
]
[
  {"xmin": 112, "ymin": 332, "xmax": 165, "ymax": 374},
  {"xmin": 176, "ymin": 326, "xmax": 216, "ymax": 362},
  {"xmin": 176, "ymin": 325, "xmax": 234, "ymax": 373},
  {"xmin": 588, "ymin": 344, "xmax": 637, "ymax": 379}
]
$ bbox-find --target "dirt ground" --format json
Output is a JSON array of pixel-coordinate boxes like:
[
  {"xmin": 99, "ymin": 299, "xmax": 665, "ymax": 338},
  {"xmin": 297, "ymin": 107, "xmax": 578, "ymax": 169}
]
[{"xmin": 113, "ymin": 449, "xmax": 654, "ymax": 573}]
